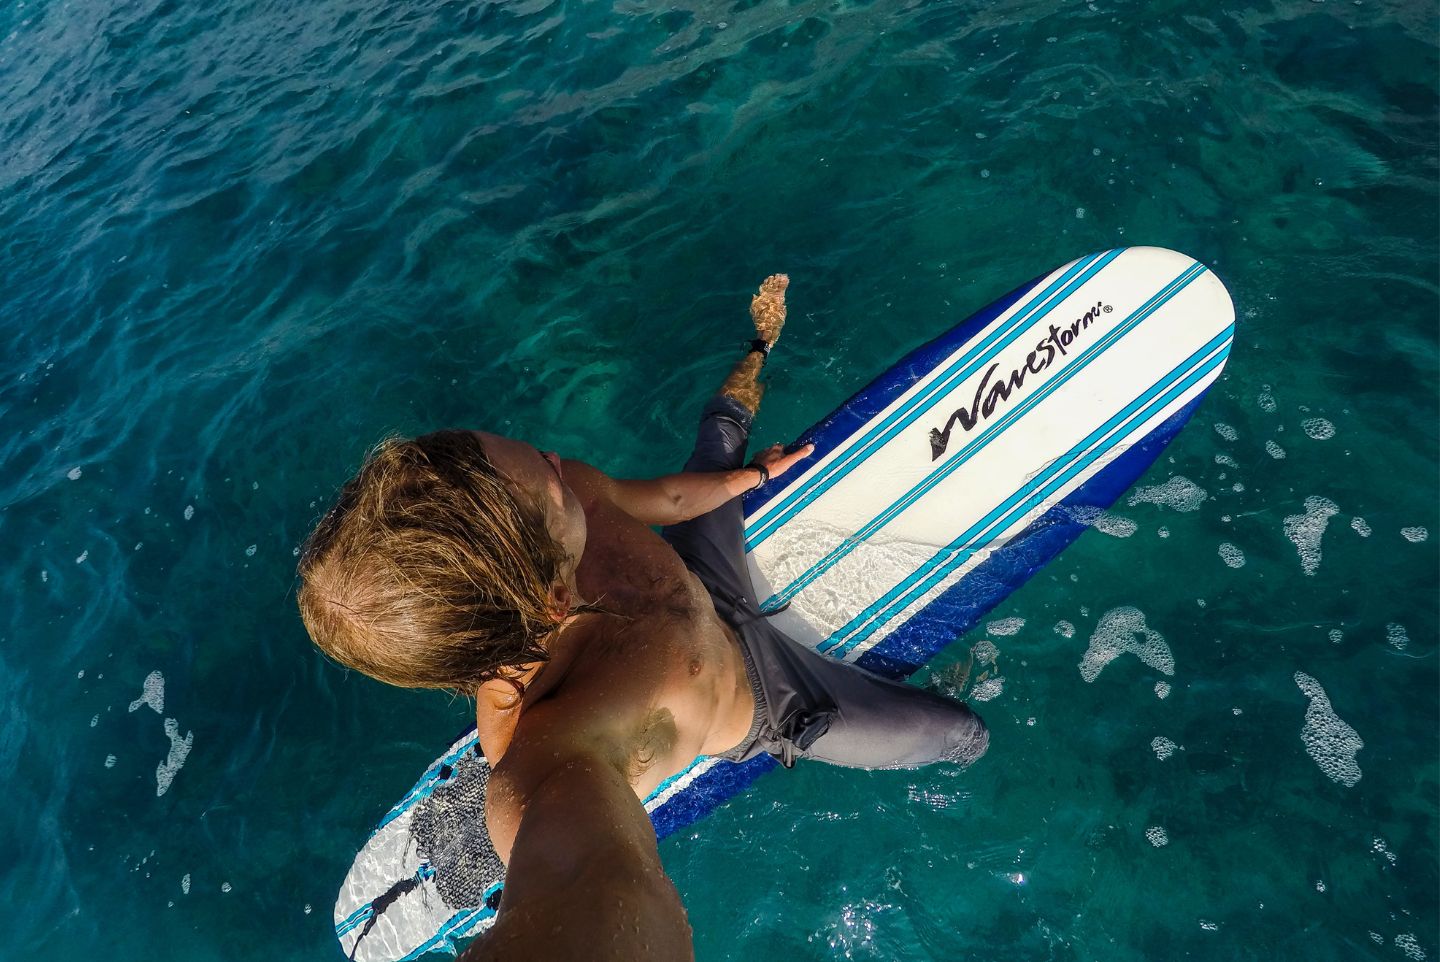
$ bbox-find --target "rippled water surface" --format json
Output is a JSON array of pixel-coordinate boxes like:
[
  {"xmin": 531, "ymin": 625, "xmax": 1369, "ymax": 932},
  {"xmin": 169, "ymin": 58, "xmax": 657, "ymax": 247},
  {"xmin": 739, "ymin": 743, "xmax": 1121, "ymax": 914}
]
[{"xmin": 1, "ymin": 0, "xmax": 1436, "ymax": 958}]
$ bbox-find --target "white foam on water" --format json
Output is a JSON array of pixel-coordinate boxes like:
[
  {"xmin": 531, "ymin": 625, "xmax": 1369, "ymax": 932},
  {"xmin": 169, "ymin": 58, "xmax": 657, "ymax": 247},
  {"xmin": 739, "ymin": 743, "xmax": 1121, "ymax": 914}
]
[
  {"xmin": 183, "ymin": 505, "xmax": 194, "ymax": 521},
  {"xmin": 987, "ymin": 618, "xmax": 1025, "ymax": 636},
  {"xmin": 1094, "ymin": 513, "xmax": 1137, "ymax": 537},
  {"xmin": 1401, "ymin": 526, "xmax": 1428, "ymax": 543},
  {"xmin": 1231, "ymin": 482, "xmax": 1245, "ymax": 493},
  {"xmin": 1328, "ymin": 628, "xmax": 1343, "ymax": 644},
  {"xmin": 1155, "ymin": 681, "xmax": 1171, "ymax": 699},
  {"xmin": 972, "ymin": 640, "xmax": 999, "ymax": 664},
  {"xmin": 156, "ymin": 718, "xmax": 193, "ymax": 797},
  {"xmin": 1145, "ymin": 826, "xmax": 1169, "ymax": 847},
  {"xmin": 970, "ymin": 677, "xmax": 1005, "ymax": 702},
  {"xmin": 182, "ymin": 874, "xmax": 191, "ymax": 895},
  {"xmin": 1386, "ymin": 623, "xmax": 1409, "ymax": 651},
  {"xmin": 1371, "ymin": 932, "xmax": 1386, "ymax": 945},
  {"xmin": 1079, "ymin": 606, "xmax": 1174, "ymax": 683},
  {"xmin": 1372, "ymin": 836, "xmax": 1397, "ymax": 864},
  {"xmin": 1214, "ymin": 422, "xmax": 1238, "ymax": 441},
  {"xmin": 1351, "ymin": 517, "xmax": 1372, "ymax": 537},
  {"xmin": 75, "ymin": 550, "xmax": 88, "ymax": 564},
  {"xmin": 104, "ymin": 754, "xmax": 116, "ymax": 769},
  {"xmin": 1199, "ymin": 920, "xmax": 1220, "ymax": 932},
  {"xmin": 1258, "ymin": 390, "xmax": 1277, "ymax": 413},
  {"xmin": 1294, "ymin": 671, "xmax": 1363, "ymax": 787},
  {"xmin": 1127, "ymin": 476, "xmax": 1207, "ymax": 513},
  {"xmin": 128, "ymin": 671, "xmax": 165, "ymax": 715},
  {"xmin": 1265, "ymin": 440, "xmax": 1286, "ymax": 459},
  {"xmin": 1157, "ymin": 526, "xmax": 1170, "ymax": 538},
  {"xmin": 1315, "ymin": 880, "xmax": 1326, "ymax": 892},
  {"xmin": 1054, "ymin": 620, "xmax": 1075, "ymax": 639},
  {"xmin": 1395, "ymin": 934, "xmax": 1426, "ymax": 960},
  {"xmin": 1302, "ymin": 417, "xmax": 1335, "ymax": 440},
  {"xmin": 1232, "ymin": 707, "xmax": 1243, "ymax": 715},
  {"xmin": 1151, "ymin": 736, "xmax": 1178, "ymax": 761},
  {"xmin": 67, "ymin": 466, "xmax": 82, "ymax": 480},
  {"xmin": 1214, "ymin": 453, "xmax": 1238, "ymax": 468},
  {"xmin": 89, "ymin": 715, "xmax": 98, "ymax": 728},
  {"xmin": 1284, "ymin": 496, "xmax": 1338, "ymax": 575},
  {"xmin": 244, "ymin": 544, "xmax": 257, "ymax": 557},
  {"xmin": 1218, "ymin": 542, "xmax": 1246, "ymax": 568},
  {"xmin": 1068, "ymin": 505, "xmax": 1137, "ymax": 538}
]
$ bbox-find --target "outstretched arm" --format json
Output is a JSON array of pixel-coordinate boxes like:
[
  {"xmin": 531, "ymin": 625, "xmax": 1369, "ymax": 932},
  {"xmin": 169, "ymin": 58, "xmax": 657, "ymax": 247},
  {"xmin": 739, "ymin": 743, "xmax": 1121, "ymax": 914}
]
[
  {"xmin": 565, "ymin": 442, "xmax": 813, "ymax": 528},
  {"xmin": 462, "ymin": 753, "xmax": 694, "ymax": 962}
]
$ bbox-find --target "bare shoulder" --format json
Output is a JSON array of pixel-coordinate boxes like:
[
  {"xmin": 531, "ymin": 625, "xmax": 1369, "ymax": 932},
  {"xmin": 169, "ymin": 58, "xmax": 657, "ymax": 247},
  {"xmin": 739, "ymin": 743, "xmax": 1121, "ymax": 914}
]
[
  {"xmin": 485, "ymin": 615, "xmax": 678, "ymax": 857},
  {"xmin": 556, "ymin": 458, "xmax": 616, "ymax": 504}
]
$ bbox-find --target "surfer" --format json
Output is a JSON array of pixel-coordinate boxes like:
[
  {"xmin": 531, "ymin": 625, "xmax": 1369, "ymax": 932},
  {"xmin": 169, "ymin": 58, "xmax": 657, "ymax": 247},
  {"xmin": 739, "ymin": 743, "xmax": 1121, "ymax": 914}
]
[{"xmin": 298, "ymin": 275, "xmax": 988, "ymax": 960}]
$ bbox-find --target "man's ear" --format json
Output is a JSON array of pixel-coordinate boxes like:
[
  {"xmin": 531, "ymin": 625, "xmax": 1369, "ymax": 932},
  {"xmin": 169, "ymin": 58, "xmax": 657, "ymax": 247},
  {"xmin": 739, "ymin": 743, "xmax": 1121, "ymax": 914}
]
[{"xmin": 548, "ymin": 580, "xmax": 573, "ymax": 622}]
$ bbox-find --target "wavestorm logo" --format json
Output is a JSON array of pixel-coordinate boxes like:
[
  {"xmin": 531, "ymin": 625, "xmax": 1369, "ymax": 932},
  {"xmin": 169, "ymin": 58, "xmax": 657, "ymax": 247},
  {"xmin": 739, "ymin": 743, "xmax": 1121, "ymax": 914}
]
[{"xmin": 928, "ymin": 301, "xmax": 1113, "ymax": 460}]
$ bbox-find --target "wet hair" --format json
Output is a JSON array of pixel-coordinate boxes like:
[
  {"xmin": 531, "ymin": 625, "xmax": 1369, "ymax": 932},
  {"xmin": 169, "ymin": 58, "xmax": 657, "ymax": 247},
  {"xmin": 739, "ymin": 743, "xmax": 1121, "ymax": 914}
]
[{"xmin": 296, "ymin": 430, "xmax": 569, "ymax": 695}]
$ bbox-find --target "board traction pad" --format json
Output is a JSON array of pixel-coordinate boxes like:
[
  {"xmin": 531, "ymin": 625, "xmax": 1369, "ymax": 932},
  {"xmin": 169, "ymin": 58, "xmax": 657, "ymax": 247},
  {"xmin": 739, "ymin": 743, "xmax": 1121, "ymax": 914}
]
[{"xmin": 335, "ymin": 247, "xmax": 1236, "ymax": 959}]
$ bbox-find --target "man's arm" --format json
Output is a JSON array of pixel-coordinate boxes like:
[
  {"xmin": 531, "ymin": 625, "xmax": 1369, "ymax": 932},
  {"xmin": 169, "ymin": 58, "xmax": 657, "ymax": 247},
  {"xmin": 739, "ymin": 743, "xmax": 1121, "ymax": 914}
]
[
  {"xmin": 587, "ymin": 272, "xmax": 805, "ymax": 526},
  {"xmin": 566, "ymin": 442, "xmax": 814, "ymax": 528},
  {"xmin": 462, "ymin": 753, "xmax": 694, "ymax": 962}
]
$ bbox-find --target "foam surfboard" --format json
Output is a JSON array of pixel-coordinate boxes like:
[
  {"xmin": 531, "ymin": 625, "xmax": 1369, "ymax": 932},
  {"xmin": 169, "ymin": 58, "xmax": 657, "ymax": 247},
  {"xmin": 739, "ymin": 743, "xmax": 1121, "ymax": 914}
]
[{"xmin": 335, "ymin": 247, "xmax": 1235, "ymax": 960}]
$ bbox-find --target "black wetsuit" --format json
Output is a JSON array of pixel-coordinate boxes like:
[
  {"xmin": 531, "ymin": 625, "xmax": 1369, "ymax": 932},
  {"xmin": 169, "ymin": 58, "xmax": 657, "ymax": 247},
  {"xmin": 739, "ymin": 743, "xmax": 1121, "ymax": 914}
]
[{"xmin": 660, "ymin": 395, "xmax": 990, "ymax": 770}]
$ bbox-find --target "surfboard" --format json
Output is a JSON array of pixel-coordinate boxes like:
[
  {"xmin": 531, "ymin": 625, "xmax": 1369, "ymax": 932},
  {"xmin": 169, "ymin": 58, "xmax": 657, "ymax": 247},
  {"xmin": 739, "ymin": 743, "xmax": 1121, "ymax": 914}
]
[{"xmin": 334, "ymin": 247, "xmax": 1235, "ymax": 960}]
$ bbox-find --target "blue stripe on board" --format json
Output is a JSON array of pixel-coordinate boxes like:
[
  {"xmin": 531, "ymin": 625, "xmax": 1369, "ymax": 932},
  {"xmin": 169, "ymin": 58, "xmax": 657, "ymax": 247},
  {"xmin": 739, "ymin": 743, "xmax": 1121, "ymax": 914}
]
[
  {"xmin": 336, "ymin": 905, "xmax": 372, "ymax": 937},
  {"xmin": 740, "ymin": 263, "xmax": 1063, "ymax": 520},
  {"xmin": 375, "ymin": 734, "xmax": 478, "ymax": 834},
  {"xmin": 833, "ymin": 327, "xmax": 1228, "ymax": 650},
  {"xmin": 855, "ymin": 390, "xmax": 1212, "ymax": 679},
  {"xmin": 763, "ymin": 262, "xmax": 1208, "ymax": 613},
  {"xmin": 825, "ymin": 330, "xmax": 1231, "ymax": 656},
  {"xmin": 643, "ymin": 756, "xmax": 708, "ymax": 807},
  {"xmin": 398, "ymin": 905, "xmax": 490, "ymax": 961},
  {"xmin": 827, "ymin": 331, "xmax": 1230, "ymax": 656},
  {"xmin": 744, "ymin": 250, "xmax": 1122, "ymax": 551}
]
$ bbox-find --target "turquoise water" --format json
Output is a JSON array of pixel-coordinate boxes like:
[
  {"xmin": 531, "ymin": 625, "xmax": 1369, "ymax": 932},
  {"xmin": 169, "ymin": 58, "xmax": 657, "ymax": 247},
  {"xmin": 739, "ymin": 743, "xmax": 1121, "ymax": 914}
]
[{"xmin": 1, "ymin": 0, "xmax": 1436, "ymax": 957}]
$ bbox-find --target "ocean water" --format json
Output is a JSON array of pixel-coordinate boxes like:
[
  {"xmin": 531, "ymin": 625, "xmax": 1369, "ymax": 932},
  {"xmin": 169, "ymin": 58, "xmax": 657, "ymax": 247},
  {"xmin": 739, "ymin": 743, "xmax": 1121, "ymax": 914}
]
[{"xmin": 1, "ymin": 0, "xmax": 1435, "ymax": 958}]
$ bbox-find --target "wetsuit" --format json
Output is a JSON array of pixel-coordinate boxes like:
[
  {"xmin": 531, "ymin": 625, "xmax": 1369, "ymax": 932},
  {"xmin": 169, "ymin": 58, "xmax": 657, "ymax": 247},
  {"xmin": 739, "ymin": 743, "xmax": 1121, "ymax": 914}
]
[{"xmin": 661, "ymin": 395, "xmax": 990, "ymax": 770}]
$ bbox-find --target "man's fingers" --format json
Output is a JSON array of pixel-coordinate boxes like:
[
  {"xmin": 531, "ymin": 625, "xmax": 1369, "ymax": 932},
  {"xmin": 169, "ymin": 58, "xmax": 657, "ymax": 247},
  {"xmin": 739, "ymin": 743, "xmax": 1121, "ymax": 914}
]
[{"xmin": 765, "ymin": 443, "xmax": 815, "ymax": 477}]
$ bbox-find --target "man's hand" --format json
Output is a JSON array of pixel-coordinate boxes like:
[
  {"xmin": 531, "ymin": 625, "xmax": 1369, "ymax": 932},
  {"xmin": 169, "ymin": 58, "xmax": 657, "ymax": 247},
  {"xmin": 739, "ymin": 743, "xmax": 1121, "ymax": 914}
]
[{"xmin": 750, "ymin": 441, "xmax": 814, "ymax": 482}]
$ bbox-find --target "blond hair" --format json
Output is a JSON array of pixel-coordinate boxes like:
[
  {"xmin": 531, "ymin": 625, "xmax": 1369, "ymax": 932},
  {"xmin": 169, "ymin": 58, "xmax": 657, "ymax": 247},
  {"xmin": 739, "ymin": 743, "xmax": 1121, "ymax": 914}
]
[{"xmin": 296, "ymin": 430, "xmax": 567, "ymax": 692}]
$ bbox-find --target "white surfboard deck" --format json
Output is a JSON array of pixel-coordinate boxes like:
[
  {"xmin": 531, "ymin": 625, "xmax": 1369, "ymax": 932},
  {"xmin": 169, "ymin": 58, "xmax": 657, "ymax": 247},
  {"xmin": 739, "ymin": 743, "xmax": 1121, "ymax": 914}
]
[{"xmin": 334, "ymin": 247, "xmax": 1235, "ymax": 959}]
